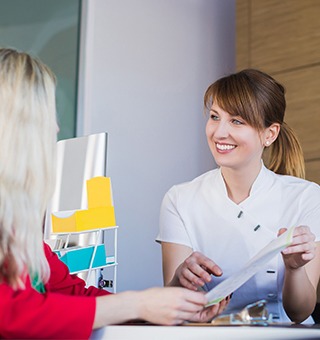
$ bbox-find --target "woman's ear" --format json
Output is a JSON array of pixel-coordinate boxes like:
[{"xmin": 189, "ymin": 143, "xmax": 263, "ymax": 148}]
[{"xmin": 264, "ymin": 123, "xmax": 280, "ymax": 147}]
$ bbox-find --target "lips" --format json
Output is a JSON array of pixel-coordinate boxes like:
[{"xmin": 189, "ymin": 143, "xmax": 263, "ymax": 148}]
[{"xmin": 216, "ymin": 143, "xmax": 236, "ymax": 151}]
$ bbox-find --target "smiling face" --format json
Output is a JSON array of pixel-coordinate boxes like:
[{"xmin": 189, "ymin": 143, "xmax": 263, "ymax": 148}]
[
  {"xmin": 204, "ymin": 69, "xmax": 284, "ymax": 175},
  {"xmin": 206, "ymin": 102, "xmax": 267, "ymax": 172}
]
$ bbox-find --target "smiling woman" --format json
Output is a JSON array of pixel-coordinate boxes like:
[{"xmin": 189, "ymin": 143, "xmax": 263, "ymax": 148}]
[
  {"xmin": 157, "ymin": 69, "xmax": 320, "ymax": 325},
  {"xmin": 203, "ymin": 69, "xmax": 305, "ymax": 179}
]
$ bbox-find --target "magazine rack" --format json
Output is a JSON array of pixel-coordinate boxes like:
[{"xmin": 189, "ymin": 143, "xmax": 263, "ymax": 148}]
[{"xmin": 51, "ymin": 176, "xmax": 118, "ymax": 291}]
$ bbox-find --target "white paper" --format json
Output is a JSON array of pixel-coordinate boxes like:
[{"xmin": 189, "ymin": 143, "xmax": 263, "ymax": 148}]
[{"xmin": 205, "ymin": 227, "xmax": 294, "ymax": 306}]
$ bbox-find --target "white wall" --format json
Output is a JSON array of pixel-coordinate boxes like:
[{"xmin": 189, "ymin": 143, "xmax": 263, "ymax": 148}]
[{"xmin": 78, "ymin": 0, "xmax": 235, "ymax": 291}]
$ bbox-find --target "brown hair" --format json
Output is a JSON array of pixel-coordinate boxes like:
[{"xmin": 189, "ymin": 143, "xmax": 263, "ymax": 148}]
[{"xmin": 204, "ymin": 69, "xmax": 305, "ymax": 178}]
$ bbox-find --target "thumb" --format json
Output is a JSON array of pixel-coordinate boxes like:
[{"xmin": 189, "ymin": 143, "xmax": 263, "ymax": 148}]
[{"xmin": 277, "ymin": 227, "xmax": 287, "ymax": 237}]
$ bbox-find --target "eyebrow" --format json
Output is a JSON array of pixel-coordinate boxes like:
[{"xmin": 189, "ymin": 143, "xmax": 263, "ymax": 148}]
[{"xmin": 210, "ymin": 109, "xmax": 242, "ymax": 119}]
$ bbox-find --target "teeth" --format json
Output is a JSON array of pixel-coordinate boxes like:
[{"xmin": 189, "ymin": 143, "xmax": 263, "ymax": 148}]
[{"xmin": 216, "ymin": 143, "xmax": 235, "ymax": 150}]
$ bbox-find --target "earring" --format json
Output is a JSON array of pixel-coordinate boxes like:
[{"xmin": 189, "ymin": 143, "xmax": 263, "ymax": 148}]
[{"xmin": 265, "ymin": 141, "xmax": 270, "ymax": 146}]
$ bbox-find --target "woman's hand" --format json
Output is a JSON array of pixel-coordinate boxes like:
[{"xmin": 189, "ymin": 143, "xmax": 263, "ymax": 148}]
[
  {"xmin": 188, "ymin": 295, "xmax": 231, "ymax": 323},
  {"xmin": 173, "ymin": 251, "xmax": 223, "ymax": 290},
  {"xmin": 137, "ymin": 287, "xmax": 223, "ymax": 325},
  {"xmin": 278, "ymin": 225, "xmax": 316, "ymax": 270}
]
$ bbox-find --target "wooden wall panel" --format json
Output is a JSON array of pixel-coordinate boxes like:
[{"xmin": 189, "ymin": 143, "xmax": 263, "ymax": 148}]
[
  {"xmin": 275, "ymin": 67, "xmax": 320, "ymax": 161},
  {"xmin": 236, "ymin": 0, "xmax": 320, "ymax": 184},
  {"xmin": 306, "ymin": 160, "xmax": 320, "ymax": 184},
  {"xmin": 250, "ymin": 0, "xmax": 320, "ymax": 73}
]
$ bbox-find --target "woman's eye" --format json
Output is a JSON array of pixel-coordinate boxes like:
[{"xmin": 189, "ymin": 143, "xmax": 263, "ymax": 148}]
[
  {"xmin": 210, "ymin": 114, "xmax": 219, "ymax": 121},
  {"xmin": 232, "ymin": 119, "xmax": 243, "ymax": 125}
]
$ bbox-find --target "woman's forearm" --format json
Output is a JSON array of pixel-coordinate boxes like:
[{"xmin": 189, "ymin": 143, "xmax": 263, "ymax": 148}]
[
  {"xmin": 282, "ymin": 266, "xmax": 316, "ymax": 323},
  {"xmin": 93, "ymin": 286, "xmax": 211, "ymax": 328},
  {"xmin": 94, "ymin": 291, "xmax": 142, "ymax": 328}
]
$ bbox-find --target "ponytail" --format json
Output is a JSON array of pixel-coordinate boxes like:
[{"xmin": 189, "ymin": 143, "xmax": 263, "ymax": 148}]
[{"xmin": 265, "ymin": 122, "xmax": 305, "ymax": 179}]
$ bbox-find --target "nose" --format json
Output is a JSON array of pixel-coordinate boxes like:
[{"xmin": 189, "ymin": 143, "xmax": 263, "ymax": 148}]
[{"xmin": 213, "ymin": 120, "xmax": 229, "ymax": 139}]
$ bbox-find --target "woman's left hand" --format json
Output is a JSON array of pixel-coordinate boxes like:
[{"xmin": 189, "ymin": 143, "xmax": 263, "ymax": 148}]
[
  {"xmin": 278, "ymin": 225, "xmax": 316, "ymax": 270},
  {"xmin": 188, "ymin": 294, "xmax": 231, "ymax": 323}
]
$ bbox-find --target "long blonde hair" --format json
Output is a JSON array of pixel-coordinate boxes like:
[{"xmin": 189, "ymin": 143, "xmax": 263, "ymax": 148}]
[
  {"xmin": 0, "ymin": 48, "xmax": 57, "ymax": 288},
  {"xmin": 204, "ymin": 69, "xmax": 305, "ymax": 178}
]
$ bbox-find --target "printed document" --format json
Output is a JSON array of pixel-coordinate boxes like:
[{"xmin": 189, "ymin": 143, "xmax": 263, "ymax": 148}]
[{"xmin": 205, "ymin": 227, "xmax": 294, "ymax": 306}]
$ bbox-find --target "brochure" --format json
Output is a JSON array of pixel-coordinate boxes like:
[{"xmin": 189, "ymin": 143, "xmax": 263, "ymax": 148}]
[{"xmin": 205, "ymin": 227, "xmax": 294, "ymax": 307}]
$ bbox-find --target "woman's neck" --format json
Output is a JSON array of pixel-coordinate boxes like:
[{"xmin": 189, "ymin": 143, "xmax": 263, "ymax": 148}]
[{"xmin": 221, "ymin": 162, "xmax": 262, "ymax": 204}]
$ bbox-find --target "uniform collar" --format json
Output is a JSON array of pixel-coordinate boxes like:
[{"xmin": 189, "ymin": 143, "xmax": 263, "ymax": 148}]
[{"xmin": 215, "ymin": 162, "xmax": 276, "ymax": 205}]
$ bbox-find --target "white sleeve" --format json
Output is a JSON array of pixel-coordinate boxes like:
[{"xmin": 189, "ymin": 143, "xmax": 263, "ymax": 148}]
[{"xmin": 156, "ymin": 186, "xmax": 192, "ymax": 248}]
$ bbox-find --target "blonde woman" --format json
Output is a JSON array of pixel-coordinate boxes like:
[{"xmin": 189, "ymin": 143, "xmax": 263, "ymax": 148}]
[
  {"xmin": 0, "ymin": 48, "xmax": 227, "ymax": 339},
  {"xmin": 157, "ymin": 69, "xmax": 320, "ymax": 324}
]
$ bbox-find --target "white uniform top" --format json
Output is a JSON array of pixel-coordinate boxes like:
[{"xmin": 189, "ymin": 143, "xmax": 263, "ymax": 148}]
[{"xmin": 157, "ymin": 165, "xmax": 320, "ymax": 323}]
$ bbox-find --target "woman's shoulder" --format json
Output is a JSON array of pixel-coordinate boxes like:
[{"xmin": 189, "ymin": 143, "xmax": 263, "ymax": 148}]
[
  {"xmin": 166, "ymin": 169, "xmax": 219, "ymax": 197},
  {"xmin": 272, "ymin": 170, "xmax": 320, "ymax": 195},
  {"xmin": 273, "ymin": 171, "xmax": 318, "ymax": 185}
]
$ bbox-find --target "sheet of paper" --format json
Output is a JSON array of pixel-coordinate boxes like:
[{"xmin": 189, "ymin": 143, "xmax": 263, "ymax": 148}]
[{"xmin": 205, "ymin": 227, "xmax": 294, "ymax": 307}]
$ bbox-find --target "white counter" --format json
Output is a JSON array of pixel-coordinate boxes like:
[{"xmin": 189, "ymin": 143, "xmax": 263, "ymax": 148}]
[{"xmin": 91, "ymin": 324, "xmax": 320, "ymax": 340}]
